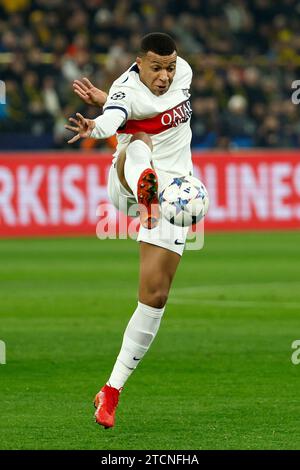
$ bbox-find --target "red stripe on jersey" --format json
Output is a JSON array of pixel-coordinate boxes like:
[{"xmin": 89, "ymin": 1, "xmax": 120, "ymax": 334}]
[{"xmin": 117, "ymin": 99, "xmax": 192, "ymax": 135}]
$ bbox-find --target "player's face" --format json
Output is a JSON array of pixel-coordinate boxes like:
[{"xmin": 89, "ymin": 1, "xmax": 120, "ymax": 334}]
[{"xmin": 136, "ymin": 51, "xmax": 177, "ymax": 96}]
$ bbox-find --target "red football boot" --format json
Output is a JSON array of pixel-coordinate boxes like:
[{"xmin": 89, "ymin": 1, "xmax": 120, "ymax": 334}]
[
  {"xmin": 137, "ymin": 168, "xmax": 160, "ymax": 229},
  {"xmin": 94, "ymin": 384, "xmax": 121, "ymax": 429}
]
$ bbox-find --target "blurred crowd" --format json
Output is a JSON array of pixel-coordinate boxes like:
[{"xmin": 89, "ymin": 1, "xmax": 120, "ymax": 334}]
[{"xmin": 1, "ymin": 0, "xmax": 300, "ymax": 149}]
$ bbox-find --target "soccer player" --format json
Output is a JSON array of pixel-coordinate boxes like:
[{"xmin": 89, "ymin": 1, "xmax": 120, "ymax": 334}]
[{"xmin": 66, "ymin": 33, "xmax": 194, "ymax": 429}]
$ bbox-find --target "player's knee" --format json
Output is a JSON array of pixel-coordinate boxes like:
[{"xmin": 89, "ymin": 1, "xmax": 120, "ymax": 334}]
[
  {"xmin": 130, "ymin": 132, "xmax": 153, "ymax": 151},
  {"xmin": 153, "ymin": 292, "xmax": 168, "ymax": 309},
  {"xmin": 145, "ymin": 289, "xmax": 169, "ymax": 309}
]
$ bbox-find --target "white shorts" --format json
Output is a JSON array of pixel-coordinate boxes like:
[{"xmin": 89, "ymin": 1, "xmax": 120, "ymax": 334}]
[{"xmin": 107, "ymin": 163, "xmax": 189, "ymax": 256}]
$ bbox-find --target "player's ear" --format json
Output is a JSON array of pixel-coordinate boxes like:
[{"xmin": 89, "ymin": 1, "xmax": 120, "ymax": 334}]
[{"xmin": 136, "ymin": 57, "xmax": 142, "ymax": 70}]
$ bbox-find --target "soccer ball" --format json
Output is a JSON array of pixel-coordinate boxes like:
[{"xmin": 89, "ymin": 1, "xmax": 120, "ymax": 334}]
[{"xmin": 159, "ymin": 176, "xmax": 209, "ymax": 227}]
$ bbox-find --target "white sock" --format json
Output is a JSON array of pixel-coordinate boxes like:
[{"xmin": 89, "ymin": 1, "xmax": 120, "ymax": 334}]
[
  {"xmin": 124, "ymin": 140, "xmax": 152, "ymax": 200},
  {"xmin": 107, "ymin": 301, "xmax": 165, "ymax": 390}
]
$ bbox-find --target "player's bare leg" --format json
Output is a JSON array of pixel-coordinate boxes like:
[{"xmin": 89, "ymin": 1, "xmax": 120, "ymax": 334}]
[
  {"xmin": 94, "ymin": 243, "xmax": 181, "ymax": 428},
  {"xmin": 138, "ymin": 242, "xmax": 181, "ymax": 308},
  {"xmin": 116, "ymin": 132, "xmax": 160, "ymax": 229}
]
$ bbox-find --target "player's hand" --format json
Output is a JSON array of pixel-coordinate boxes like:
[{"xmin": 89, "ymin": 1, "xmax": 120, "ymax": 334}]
[
  {"xmin": 65, "ymin": 113, "xmax": 96, "ymax": 144},
  {"xmin": 72, "ymin": 77, "xmax": 107, "ymax": 107}
]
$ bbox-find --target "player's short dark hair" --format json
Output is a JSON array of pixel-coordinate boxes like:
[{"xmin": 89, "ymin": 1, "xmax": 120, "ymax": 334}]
[{"xmin": 140, "ymin": 32, "xmax": 177, "ymax": 56}]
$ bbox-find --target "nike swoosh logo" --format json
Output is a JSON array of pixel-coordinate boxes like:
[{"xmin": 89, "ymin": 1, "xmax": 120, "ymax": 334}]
[
  {"xmin": 133, "ymin": 357, "xmax": 141, "ymax": 361},
  {"xmin": 175, "ymin": 239, "xmax": 185, "ymax": 245}
]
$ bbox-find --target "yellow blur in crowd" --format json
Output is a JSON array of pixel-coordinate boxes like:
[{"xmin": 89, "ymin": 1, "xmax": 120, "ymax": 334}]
[{"xmin": 0, "ymin": 0, "xmax": 31, "ymax": 14}]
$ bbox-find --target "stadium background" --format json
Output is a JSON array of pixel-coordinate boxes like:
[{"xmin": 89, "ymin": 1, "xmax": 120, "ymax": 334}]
[{"xmin": 1, "ymin": 0, "xmax": 300, "ymax": 450}]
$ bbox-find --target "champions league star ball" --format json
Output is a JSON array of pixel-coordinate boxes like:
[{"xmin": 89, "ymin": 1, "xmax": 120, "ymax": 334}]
[{"xmin": 159, "ymin": 176, "xmax": 209, "ymax": 227}]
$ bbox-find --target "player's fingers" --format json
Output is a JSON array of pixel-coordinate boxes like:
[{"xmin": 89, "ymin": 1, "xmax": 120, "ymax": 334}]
[
  {"xmin": 74, "ymin": 89, "xmax": 89, "ymax": 101},
  {"xmin": 76, "ymin": 112, "xmax": 85, "ymax": 124},
  {"xmin": 69, "ymin": 117, "xmax": 79, "ymax": 125},
  {"xmin": 73, "ymin": 80, "xmax": 88, "ymax": 92},
  {"xmin": 73, "ymin": 86, "xmax": 88, "ymax": 98},
  {"xmin": 73, "ymin": 83, "xmax": 86, "ymax": 93},
  {"xmin": 67, "ymin": 134, "xmax": 80, "ymax": 144},
  {"xmin": 65, "ymin": 124, "xmax": 79, "ymax": 132},
  {"xmin": 82, "ymin": 77, "xmax": 93, "ymax": 88}
]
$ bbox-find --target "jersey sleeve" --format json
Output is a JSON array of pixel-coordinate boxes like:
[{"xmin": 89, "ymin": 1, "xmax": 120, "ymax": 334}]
[
  {"xmin": 90, "ymin": 76, "xmax": 133, "ymax": 139},
  {"xmin": 102, "ymin": 82, "xmax": 133, "ymax": 121},
  {"xmin": 90, "ymin": 108, "xmax": 126, "ymax": 139}
]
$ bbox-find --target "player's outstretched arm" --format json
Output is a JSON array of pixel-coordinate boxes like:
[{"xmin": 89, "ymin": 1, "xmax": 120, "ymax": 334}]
[
  {"xmin": 73, "ymin": 77, "xmax": 108, "ymax": 107},
  {"xmin": 65, "ymin": 112, "xmax": 95, "ymax": 144}
]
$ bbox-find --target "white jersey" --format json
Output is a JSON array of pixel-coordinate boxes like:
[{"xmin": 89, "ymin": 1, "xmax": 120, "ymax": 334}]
[{"xmin": 92, "ymin": 56, "xmax": 193, "ymax": 178}]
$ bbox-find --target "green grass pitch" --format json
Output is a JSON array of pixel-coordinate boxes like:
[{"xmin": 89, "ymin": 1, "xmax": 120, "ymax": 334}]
[{"xmin": 0, "ymin": 231, "xmax": 300, "ymax": 450}]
